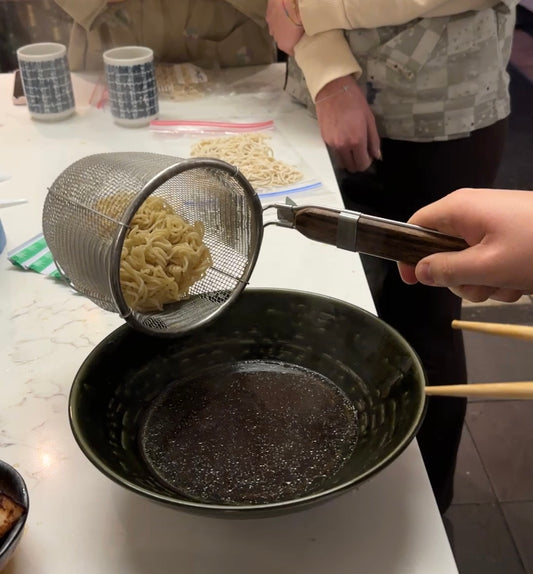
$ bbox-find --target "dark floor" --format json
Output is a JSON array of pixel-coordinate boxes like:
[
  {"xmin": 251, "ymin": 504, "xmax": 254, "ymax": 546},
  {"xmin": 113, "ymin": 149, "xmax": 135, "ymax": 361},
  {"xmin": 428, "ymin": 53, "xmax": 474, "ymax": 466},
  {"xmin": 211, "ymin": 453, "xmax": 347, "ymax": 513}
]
[{"xmin": 444, "ymin": 296, "xmax": 533, "ymax": 573}]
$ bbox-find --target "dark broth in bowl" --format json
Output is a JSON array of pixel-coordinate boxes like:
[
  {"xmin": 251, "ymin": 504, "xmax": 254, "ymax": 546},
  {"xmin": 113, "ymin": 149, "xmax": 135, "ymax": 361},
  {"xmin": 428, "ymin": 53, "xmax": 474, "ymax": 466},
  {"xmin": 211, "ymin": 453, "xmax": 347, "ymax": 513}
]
[{"xmin": 139, "ymin": 360, "xmax": 359, "ymax": 505}]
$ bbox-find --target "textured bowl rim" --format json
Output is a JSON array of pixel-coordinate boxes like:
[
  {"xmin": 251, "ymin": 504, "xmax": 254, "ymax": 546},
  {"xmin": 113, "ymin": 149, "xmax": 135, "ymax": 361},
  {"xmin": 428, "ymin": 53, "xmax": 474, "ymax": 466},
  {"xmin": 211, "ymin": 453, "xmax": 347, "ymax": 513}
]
[{"xmin": 69, "ymin": 288, "xmax": 427, "ymax": 514}]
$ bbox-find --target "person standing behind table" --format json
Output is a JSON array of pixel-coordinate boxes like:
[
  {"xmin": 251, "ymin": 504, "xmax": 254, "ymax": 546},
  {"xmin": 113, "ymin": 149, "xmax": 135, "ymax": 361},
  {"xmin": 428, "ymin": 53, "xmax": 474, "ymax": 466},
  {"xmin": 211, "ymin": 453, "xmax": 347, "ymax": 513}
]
[
  {"xmin": 55, "ymin": 0, "xmax": 276, "ymax": 71},
  {"xmin": 267, "ymin": 0, "xmax": 518, "ymax": 513}
]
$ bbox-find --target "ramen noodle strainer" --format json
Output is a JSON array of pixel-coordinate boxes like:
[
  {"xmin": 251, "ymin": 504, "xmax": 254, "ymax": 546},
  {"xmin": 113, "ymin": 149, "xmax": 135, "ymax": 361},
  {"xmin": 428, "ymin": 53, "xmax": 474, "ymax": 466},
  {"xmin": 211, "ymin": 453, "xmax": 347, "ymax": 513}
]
[{"xmin": 43, "ymin": 152, "xmax": 467, "ymax": 336}]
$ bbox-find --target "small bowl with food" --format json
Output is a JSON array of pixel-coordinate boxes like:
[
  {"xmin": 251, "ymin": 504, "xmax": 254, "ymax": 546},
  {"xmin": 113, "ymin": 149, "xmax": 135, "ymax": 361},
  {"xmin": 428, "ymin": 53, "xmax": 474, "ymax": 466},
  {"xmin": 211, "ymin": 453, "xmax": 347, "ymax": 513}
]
[{"xmin": 0, "ymin": 460, "xmax": 29, "ymax": 571}]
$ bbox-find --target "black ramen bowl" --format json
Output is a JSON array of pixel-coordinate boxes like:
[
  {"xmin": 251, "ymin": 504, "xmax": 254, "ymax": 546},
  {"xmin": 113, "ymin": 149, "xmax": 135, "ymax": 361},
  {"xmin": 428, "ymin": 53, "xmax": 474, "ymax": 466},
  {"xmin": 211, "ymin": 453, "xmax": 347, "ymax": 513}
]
[
  {"xmin": 0, "ymin": 460, "xmax": 29, "ymax": 570},
  {"xmin": 69, "ymin": 289, "xmax": 426, "ymax": 517}
]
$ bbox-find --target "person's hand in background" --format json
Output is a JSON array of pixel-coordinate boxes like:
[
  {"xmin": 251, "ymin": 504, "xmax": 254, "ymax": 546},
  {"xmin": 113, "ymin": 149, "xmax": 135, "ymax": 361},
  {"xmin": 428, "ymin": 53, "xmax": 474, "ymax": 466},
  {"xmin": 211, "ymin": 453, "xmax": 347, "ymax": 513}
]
[
  {"xmin": 266, "ymin": 1, "xmax": 378, "ymax": 172},
  {"xmin": 315, "ymin": 74, "xmax": 381, "ymax": 173},
  {"xmin": 266, "ymin": 0, "xmax": 303, "ymax": 55},
  {"xmin": 398, "ymin": 188, "xmax": 533, "ymax": 302}
]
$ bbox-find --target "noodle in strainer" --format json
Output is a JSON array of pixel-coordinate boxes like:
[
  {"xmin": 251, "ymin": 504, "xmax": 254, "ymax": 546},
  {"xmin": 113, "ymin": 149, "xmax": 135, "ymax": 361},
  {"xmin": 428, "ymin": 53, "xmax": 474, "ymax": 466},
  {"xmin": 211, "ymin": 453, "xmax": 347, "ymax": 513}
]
[{"xmin": 42, "ymin": 152, "xmax": 263, "ymax": 336}]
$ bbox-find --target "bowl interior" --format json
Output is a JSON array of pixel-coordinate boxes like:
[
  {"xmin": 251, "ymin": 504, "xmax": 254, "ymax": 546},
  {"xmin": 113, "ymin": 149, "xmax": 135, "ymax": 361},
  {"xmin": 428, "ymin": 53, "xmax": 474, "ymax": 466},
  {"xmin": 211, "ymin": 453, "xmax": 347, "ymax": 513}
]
[{"xmin": 70, "ymin": 289, "xmax": 426, "ymax": 515}]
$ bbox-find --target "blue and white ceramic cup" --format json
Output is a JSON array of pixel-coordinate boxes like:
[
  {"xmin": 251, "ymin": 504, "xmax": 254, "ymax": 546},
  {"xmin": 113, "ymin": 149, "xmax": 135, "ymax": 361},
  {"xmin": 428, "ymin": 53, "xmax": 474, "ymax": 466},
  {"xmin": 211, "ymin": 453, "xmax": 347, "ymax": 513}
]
[
  {"xmin": 16, "ymin": 43, "xmax": 75, "ymax": 121},
  {"xmin": 103, "ymin": 46, "xmax": 159, "ymax": 127}
]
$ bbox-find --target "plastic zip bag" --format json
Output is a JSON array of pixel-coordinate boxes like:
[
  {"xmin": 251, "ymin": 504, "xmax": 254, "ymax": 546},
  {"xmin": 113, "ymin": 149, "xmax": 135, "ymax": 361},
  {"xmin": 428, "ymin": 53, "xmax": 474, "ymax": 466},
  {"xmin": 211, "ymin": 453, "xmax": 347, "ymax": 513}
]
[
  {"xmin": 150, "ymin": 119, "xmax": 274, "ymax": 135},
  {"xmin": 150, "ymin": 120, "xmax": 324, "ymax": 201},
  {"xmin": 155, "ymin": 63, "xmax": 218, "ymax": 100}
]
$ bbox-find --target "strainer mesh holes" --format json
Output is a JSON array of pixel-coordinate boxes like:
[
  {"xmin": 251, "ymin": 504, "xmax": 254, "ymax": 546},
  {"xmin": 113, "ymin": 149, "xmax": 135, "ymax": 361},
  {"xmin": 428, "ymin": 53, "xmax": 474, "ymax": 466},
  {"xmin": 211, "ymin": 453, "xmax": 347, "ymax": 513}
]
[{"xmin": 42, "ymin": 152, "xmax": 261, "ymax": 334}]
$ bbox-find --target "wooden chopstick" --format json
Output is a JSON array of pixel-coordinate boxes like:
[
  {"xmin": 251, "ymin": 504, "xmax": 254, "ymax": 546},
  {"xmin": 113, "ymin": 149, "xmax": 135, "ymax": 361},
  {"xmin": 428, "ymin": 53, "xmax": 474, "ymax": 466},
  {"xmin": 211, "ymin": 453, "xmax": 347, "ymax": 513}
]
[
  {"xmin": 425, "ymin": 382, "xmax": 533, "ymax": 399},
  {"xmin": 451, "ymin": 319, "xmax": 533, "ymax": 341},
  {"xmin": 444, "ymin": 320, "xmax": 533, "ymax": 398}
]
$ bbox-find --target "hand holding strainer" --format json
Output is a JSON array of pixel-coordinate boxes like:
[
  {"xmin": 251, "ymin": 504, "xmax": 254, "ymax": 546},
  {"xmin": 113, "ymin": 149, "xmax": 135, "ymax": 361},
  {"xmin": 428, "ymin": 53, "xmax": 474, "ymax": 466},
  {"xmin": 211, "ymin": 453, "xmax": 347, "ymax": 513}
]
[{"xmin": 43, "ymin": 152, "xmax": 467, "ymax": 336}]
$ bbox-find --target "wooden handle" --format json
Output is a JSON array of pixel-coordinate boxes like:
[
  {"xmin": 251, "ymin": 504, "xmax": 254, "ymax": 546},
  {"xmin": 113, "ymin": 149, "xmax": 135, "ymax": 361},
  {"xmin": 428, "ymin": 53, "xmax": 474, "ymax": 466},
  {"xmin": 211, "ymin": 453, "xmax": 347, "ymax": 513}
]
[
  {"xmin": 452, "ymin": 320, "xmax": 533, "ymax": 341},
  {"xmin": 292, "ymin": 206, "xmax": 340, "ymax": 245},
  {"xmin": 425, "ymin": 382, "xmax": 533, "ymax": 399},
  {"xmin": 291, "ymin": 207, "xmax": 468, "ymax": 265},
  {"xmin": 356, "ymin": 214, "xmax": 468, "ymax": 266}
]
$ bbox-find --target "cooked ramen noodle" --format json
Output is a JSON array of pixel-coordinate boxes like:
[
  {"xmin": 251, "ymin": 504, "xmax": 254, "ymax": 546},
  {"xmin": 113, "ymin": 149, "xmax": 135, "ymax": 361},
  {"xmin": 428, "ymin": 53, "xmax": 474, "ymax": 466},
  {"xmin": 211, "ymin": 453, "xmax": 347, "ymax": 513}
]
[
  {"xmin": 102, "ymin": 195, "xmax": 212, "ymax": 312},
  {"xmin": 190, "ymin": 132, "xmax": 303, "ymax": 188}
]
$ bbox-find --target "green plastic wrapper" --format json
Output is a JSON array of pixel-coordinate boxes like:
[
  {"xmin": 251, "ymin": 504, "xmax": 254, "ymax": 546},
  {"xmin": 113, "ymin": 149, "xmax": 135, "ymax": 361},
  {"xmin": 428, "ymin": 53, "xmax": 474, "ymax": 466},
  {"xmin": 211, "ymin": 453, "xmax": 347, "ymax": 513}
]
[{"xmin": 8, "ymin": 233, "xmax": 60, "ymax": 278}]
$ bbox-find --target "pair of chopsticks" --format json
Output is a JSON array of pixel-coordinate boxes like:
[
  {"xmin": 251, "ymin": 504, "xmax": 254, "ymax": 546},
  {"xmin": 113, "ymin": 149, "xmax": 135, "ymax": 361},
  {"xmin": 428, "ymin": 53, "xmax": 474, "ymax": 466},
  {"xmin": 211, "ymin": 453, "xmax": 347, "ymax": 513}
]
[{"xmin": 425, "ymin": 319, "xmax": 533, "ymax": 399}]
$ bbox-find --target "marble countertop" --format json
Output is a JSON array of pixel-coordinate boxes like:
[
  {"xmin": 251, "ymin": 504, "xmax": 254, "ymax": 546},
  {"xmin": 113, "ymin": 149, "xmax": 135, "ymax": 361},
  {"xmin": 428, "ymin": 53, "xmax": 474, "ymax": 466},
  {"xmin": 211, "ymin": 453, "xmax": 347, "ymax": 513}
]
[{"xmin": 0, "ymin": 65, "xmax": 457, "ymax": 574}]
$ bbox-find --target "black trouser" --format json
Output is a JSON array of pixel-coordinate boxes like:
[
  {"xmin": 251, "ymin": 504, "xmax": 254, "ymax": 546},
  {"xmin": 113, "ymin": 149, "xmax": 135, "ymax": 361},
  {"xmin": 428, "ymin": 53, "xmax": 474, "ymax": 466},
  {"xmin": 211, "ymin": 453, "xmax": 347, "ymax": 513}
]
[{"xmin": 337, "ymin": 119, "xmax": 508, "ymax": 513}]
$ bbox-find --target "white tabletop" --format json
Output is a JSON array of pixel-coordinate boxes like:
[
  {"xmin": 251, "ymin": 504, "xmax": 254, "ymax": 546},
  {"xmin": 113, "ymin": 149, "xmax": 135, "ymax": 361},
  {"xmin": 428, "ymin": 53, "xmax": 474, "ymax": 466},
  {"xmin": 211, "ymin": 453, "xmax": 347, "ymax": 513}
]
[{"xmin": 0, "ymin": 66, "xmax": 457, "ymax": 574}]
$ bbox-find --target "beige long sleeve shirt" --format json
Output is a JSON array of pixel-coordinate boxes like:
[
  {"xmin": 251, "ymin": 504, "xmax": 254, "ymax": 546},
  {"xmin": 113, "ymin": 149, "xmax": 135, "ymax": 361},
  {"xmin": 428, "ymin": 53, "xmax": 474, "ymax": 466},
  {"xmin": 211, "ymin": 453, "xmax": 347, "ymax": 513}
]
[
  {"xmin": 299, "ymin": 0, "xmax": 501, "ymax": 33},
  {"xmin": 55, "ymin": 0, "xmax": 276, "ymax": 71},
  {"xmin": 287, "ymin": 1, "xmax": 517, "ymax": 141},
  {"xmin": 294, "ymin": 0, "xmax": 505, "ymax": 99}
]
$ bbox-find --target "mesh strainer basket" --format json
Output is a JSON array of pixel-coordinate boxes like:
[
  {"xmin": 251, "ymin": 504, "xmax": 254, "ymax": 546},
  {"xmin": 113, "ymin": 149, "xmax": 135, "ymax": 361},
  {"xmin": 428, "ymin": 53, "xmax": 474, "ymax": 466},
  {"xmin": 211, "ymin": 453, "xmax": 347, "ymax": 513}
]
[{"xmin": 42, "ymin": 152, "xmax": 263, "ymax": 336}]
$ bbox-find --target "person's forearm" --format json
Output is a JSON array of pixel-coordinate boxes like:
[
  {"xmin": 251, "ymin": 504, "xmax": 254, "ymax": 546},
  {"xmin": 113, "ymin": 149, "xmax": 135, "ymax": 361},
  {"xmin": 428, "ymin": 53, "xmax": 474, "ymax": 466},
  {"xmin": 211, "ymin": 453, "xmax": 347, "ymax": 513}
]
[
  {"xmin": 299, "ymin": 0, "xmax": 501, "ymax": 35},
  {"xmin": 294, "ymin": 30, "xmax": 361, "ymax": 101},
  {"xmin": 54, "ymin": 0, "xmax": 108, "ymax": 31}
]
